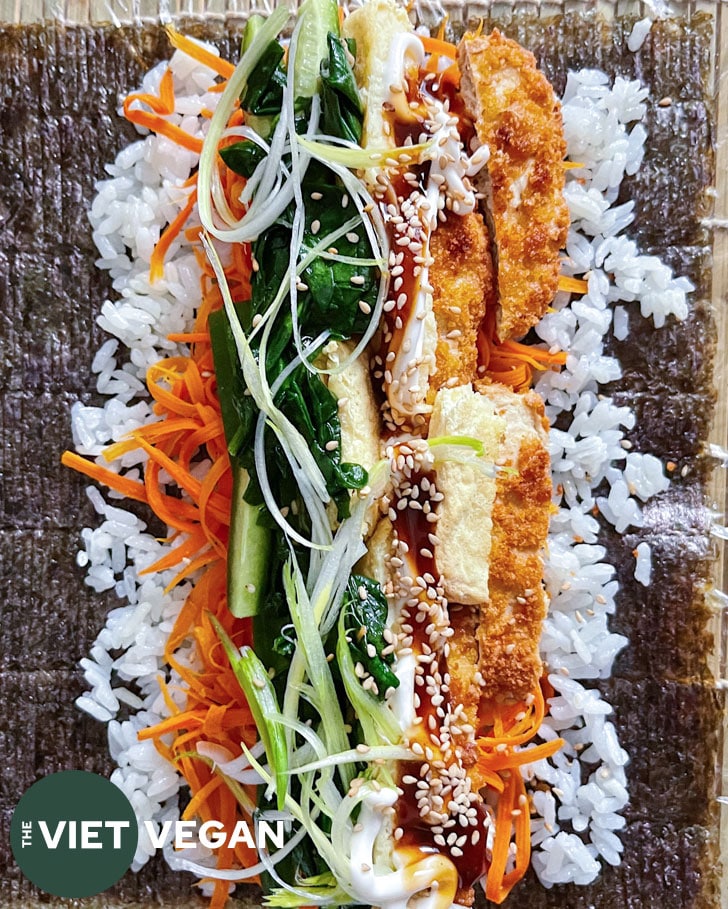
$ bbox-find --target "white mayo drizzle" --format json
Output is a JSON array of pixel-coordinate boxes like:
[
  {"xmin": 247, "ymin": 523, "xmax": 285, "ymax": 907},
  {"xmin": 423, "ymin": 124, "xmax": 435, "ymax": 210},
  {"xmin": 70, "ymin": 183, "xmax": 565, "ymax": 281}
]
[
  {"xmin": 390, "ymin": 651, "xmax": 416, "ymax": 731},
  {"xmin": 349, "ymin": 788, "xmax": 459, "ymax": 909}
]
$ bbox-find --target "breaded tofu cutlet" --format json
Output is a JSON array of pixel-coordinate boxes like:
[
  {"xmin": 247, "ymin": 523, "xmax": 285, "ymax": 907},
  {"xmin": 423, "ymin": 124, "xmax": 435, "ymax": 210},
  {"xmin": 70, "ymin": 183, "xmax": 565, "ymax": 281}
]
[
  {"xmin": 473, "ymin": 384, "xmax": 551, "ymax": 704},
  {"xmin": 428, "ymin": 211, "xmax": 496, "ymax": 398},
  {"xmin": 429, "ymin": 383, "xmax": 550, "ymax": 713},
  {"xmin": 458, "ymin": 30, "xmax": 570, "ymax": 341}
]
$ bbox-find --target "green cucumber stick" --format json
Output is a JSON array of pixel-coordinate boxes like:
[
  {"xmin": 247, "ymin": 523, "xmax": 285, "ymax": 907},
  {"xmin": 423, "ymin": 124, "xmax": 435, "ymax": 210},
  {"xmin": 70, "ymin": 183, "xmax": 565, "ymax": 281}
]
[
  {"xmin": 227, "ymin": 462, "xmax": 272, "ymax": 619},
  {"xmin": 293, "ymin": 0, "xmax": 340, "ymax": 98}
]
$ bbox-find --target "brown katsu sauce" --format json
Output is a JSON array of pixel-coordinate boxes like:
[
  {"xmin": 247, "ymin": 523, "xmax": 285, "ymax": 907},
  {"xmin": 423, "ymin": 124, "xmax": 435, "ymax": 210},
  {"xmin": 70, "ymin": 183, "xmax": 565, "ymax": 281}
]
[
  {"xmin": 378, "ymin": 172, "xmax": 424, "ymax": 359},
  {"xmin": 389, "ymin": 467, "xmax": 489, "ymax": 890},
  {"xmin": 376, "ymin": 63, "xmax": 476, "ymax": 434}
]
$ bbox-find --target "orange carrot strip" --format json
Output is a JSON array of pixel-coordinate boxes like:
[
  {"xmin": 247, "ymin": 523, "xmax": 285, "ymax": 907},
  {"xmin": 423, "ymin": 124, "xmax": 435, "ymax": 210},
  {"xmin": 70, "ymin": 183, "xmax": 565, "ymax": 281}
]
[
  {"xmin": 61, "ymin": 451, "xmax": 148, "ymax": 504},
  {"xmin": 165, "ymin": 27, "xmax": 236, "ymax": 79},
  {"xmin": 501, "ymin": 775, "xmax": 532, "ymax": 892},
  {"xmin": 498, "ymin": 339, "xmax": 568, "ymax": 367},
  {"xmin": 167, "ymin": 332, "xmax": 211, "ymax": 343},
  {"xmin": 136, "ymin": 437, "xmax": 232, "ymax": 523},
  {"xmin": 124, "ymin": 70, "xmax": 175, "ymax": 117},
  {"xmin": 485, "ymin": 771, "xmax": 517, "ymax": 902},
  {"xmin": 140, "ymin": 531, "xmax": 209, "ymax": 575},
  {"xmin": 203, "ymin": 703, "xmax": 229, "ymax": 739},
  {"xmin": 123, "ymin": 100, "xmax": 204, "ymax": 154},
  {"xmin": 477, "ymin": 737, "xmax": 565, "ymax": 773},
  {"xmin": 143, "ymin": 460, "xmax": 202, "ymax": 534},
  {"xmin": 159, "ymin": 67, "xmax": 175, "ymax": 112},
  {"xmin": 182, "ymin": 774, "xmax": 224, "ymax": 821},
  {"xmin": 157, "ymin": 675, "xmax": 181, "ymax": 717},
  {"xmin": 150, "ymin": 188, "xmax": 198, "ymax": 283},
  {"xmin": 138, "ymin": 712, "xmax": 202, "ymax": 740},
  {"xmin": 420, "ymin": 35, "xmax": 458, "ymax": 59},
  {"xmin": 558, "ymin": 274, "xmax": 589, "ymax": 294},
  {"xmin": 165, "ymin": 549, "xmax": 221, "ymax": 591}
]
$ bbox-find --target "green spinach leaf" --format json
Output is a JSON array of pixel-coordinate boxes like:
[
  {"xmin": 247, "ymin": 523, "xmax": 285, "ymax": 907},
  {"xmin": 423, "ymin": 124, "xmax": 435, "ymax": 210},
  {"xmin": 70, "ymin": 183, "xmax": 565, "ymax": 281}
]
[
  {"xmin": 319, "ymin": 34, "xmax": 363, "ymax": 144},
  {"xmin": 343, "ymin": 575, "xmax": 399, "ymax": 698},
  {"xmin": 219, "ymin": 140, "xmax": 267, "ymax": 179}
]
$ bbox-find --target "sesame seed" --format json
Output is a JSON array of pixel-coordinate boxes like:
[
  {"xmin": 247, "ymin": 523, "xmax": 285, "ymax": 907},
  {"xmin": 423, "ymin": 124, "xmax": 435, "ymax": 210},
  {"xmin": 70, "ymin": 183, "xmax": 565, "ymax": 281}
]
[
  {"xmin": 311, "ymin": 219, "xmax": 321, "ymax": 235},
  {"xmin": 325, "ymin": 440, "xmax": 339, "ymax": 451},
  {"xmin": 310, "ymin": 191, "xmax": 323, "ymax": 200},
  {"xmin": 350, "ymin": 274, "xmax": 366, "ymax": 286}
]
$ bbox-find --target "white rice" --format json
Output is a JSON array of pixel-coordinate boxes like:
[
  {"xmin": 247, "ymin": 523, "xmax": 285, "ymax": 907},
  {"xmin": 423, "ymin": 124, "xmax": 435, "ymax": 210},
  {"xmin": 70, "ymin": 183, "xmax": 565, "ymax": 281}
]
[
  {"xmin": 70, "ymin": 35, "xmax": 691, "ymax": 894},
  {"xmin": 628, "ymin": 17, "xmax": 653, "ymax": 52},
  {"xmin": 634, "ymin": 542, "xmax": 653, "ymax": 586}
]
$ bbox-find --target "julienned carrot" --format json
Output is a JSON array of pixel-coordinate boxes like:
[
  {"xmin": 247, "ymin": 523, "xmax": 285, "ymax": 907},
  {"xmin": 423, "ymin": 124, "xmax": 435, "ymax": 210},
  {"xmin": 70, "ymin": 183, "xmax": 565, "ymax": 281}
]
[
  {"xmin": 499, "ymin": 339, "xmax": 568, "ymax": 366},
  {"xmin": 485, "ymin": 772, "xmax": 532, "ymax": 903},
  {"xmin": 61, "ymin": 451, "xmax": 149, "ymax": 504},
  {"xmin": 420, "ymin": 34, "xmax": 459, "ymax": 59},
  {"xmin": 141, "ymin": 529, "xmax": 209, "ymax": 576},
  {"xmin": 150, "ymin": 188, "xmax": 198, "ymax": 283},
  {"xmin": 472, "ymin": 681, "xmax": 564, "ymax": 902},
  {"xmin": 126, "ymin": 67, "xmax": 176, "ymax": 116},
  {"xmin": 123, "ymin": 99, "xmax": 204, "ymax": 155},
  {"xmin": 167, "ymin": 332, "xmax": 211, "ymax": 343},
  {"xmin": 478, "ymin": 304, "xmax": 567, "ymax": 391},
  {"xmin": 558, "ymin": 274, "xmax": 589, "ymax": 293},
  {"xmin": 165, "ymin": 26, "xmax": 236, "ymax": 79}
]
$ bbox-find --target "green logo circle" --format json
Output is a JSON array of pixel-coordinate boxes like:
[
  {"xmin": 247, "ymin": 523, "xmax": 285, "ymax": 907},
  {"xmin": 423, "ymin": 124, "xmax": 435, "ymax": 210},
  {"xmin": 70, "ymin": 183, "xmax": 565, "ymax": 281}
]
[{"xmin": 10, "ymin": 770, "xmax": 138, "ymax": 898}]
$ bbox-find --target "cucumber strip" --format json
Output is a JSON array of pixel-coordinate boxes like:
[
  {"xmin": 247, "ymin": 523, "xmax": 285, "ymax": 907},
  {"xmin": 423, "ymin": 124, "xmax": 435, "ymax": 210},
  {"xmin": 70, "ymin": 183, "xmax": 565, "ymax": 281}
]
[
  {"xmin": 293, "ymin": 0, "xmax": 340, "ymax": 99},
  {"xmin": 228, "ymin": 463, "xmax": 272, "ymax": 618},
  {"xmin": 242, "ymin": 13, "xmax": 265, "ymax": 54}
]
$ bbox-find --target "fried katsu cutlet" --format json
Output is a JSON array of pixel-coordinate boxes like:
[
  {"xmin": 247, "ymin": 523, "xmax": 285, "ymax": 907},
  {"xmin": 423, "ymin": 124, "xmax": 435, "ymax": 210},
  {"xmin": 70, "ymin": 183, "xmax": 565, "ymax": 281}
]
[
  {"xmin": 429, "ymin": 383, "xmax": 550, "ymax": 711},
  {"xmin": 458, "ymin": 30, "xmax": 570, "ymax": 341},
  {"xmin": 428, "ymin": 211, "xmax": 496, "ymax": 398}
]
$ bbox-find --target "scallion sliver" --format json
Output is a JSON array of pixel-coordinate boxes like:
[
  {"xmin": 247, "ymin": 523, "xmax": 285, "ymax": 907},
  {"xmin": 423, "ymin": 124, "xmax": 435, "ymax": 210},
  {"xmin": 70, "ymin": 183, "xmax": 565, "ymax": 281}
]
[{"xmin": 209, "ymin": 614, "xmax": 288, "ymax": 810}]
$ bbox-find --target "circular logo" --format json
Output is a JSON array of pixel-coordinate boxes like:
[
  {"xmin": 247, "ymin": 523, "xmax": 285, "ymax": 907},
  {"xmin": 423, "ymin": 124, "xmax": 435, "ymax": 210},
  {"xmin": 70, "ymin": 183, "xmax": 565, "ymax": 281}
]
[{"xmin": 10, "ymin": 770, "xmax": 138, "ymax": 898}]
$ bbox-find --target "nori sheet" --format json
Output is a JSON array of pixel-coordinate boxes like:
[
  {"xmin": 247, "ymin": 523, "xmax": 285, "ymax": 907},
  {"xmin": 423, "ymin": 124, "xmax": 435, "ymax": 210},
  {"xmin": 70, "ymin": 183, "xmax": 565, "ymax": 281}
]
[{"xmin": 0, "ymin": 9, "xmax": 721, "ymax": 908}]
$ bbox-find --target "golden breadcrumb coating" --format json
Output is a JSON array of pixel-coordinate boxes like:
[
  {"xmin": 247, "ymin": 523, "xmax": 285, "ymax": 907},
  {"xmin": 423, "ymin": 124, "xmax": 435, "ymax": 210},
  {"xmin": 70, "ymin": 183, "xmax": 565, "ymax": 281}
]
[
  {"xmin": 446, "ymin": 603, "xmax": 482, "ymax": 729},
  {"xmin": 428, "ymin": 212, "xmax": 496, "ymax": 397},
  {"xmin": 458, "ymin": 30, "xmax": 569, "ymax": 341}
]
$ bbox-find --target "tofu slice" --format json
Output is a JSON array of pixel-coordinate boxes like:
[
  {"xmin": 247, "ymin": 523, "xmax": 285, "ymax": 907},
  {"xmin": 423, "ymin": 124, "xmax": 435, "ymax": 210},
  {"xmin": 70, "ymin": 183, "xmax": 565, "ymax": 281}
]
[
  {"xmin": 428, "ymin": 384, "xmax": 505, "ymax": 605},
  {"xmin": 355, "ymin": 515, "xmax": 394, "ymax": 590},
  {"xmin": 323, "ymin": 340, "xmax": 382, "ymax": 536},
  {"xmin": 342, "ymin": 0, "xmax": 412, "ymax": 149},
  {"xmin": 324, "ymin": 340, "xmax": 381, "ymax": 474}
]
